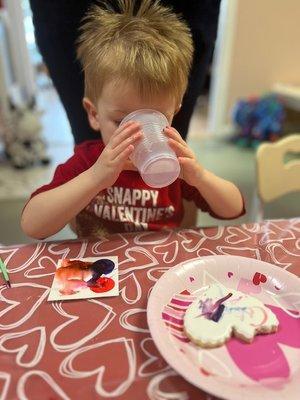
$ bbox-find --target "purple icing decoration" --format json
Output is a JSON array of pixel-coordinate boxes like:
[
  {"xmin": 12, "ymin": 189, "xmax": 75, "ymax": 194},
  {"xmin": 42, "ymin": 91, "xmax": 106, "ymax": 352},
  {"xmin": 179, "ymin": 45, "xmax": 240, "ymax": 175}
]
[
  {"xmin": 197, "ymin": 292, "xmax": 233, "ymax": 322},
  {"xmin": 211, "ymin": 304, "xmax": 225, "ymax": 322}
]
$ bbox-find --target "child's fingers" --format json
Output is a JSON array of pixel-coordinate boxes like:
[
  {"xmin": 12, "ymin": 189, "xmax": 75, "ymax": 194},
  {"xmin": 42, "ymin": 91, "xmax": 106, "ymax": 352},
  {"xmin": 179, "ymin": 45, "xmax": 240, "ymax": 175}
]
[
  {"xmin": 168, "ymin": 138, "xmax": 194, "ymax": 158},
  {"xmin": 110, "ymin": 122, "xmax": 141, "ymax": 149},
  {"xmin": 164, "ymin": 126, "xmax": 188, "ymax": 147},
  {"xmin": 123, "ymin": 159, "xmax": 138, "ymax": 171},
  {"xmin": 114, "ymin": 120, "xmax": 136, "ymax": 136},
  {"xmin": 113, "ymin": 144, "xmax": 134, "ymax": 164},
  {"xmin": 178, "ymin": 157, "xmax": 204, "ymax": 182},
  {"xmin": 178, "ymin": 157, "xmax": 196, "ymax": 179},
  {"xmin": 110, "ymin": 122, "xmax": 140, "ymax": 148},
  {"xmin": 178, "ymin": 156, "xmax": 194, "ymax": 166},
  {"xmin": 111, "ymin": 130, "xmax": 143, "ymax": 159}
]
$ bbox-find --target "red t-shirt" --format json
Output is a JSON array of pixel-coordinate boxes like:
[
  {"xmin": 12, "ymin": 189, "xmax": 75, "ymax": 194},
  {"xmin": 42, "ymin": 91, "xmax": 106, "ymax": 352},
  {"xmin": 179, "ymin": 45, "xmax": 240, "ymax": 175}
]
[{"xmin": 31, "ymin": 140, "xmax": 244, "ymax": 237}]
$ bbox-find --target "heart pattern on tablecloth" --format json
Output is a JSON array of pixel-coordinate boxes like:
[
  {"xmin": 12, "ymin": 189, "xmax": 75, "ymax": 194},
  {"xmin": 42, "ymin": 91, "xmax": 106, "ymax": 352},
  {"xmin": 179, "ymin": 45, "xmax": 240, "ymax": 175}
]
[
  {"xmin": 0, "ymin": 371, "xmax": 10, "ymax": 400},
  {"xmin": 199, "ymin": 226, "xmax": 225, "ymax": 240},
  {"xmin": 25, "ymin": 256, "xmax": 57, "ymax": 278},
  {"xmin": 225, "ymin": 227, "xmax": 251, "ymax": 245},
  {"xmin": 119, "ymin": 273, "xmax": 142, "ymax": 304},
  {"xmin": 217, "ymin": 245, "xmax": 261, "ymax": 260},
  {"xmin": 138, "ymin": 337, "xmax": 169, "ymax": 377},
  {"xmin": 146, "ymin": 267, "xmax": 169, "ymax": 283},
  {"xmin": 48, "ymin": 241, "xmax": 88, "ymax": 260},
  {"xmin": 50, "ymin": 300, "xmax": 116, "ymax": 352},
  {"xmin": 258, "ymin": 222, "xmax": 296, "ymax": 245},
  {"xmin": 91, "ymin": 234, "xmax": 129, "ymax": 254},
  {"xmin": 147, "ymin": 370, "xmax": 191, "ymax": 400},
  {"xmin": 17, "ymin": 371, "xmax": 70, "ymax": 400},
  {"xmin": 0, "ymin": 219, "xmax": 299, "ymax": 399},
  {"xmin": 178, "ymin": 229, "xmax": 207, "ymax": 252},
  {"xmin": 133, "ymin": 230, "xmax": 172, "ymax": 245},
  {"xmin": 59, "ymin": 337, "xmax": 136, "ymax": 398},
  {"xmin": 0, "ymin": 327, "xmax": 45, "ymax": 367},
  {"xmin": 0, "ymin": 283, "xmax": 49, "ymax": 330},
  {"xmin": 153, "ymin": 240, "xmax": 179, "ymax": 264},
  {"xmin": 265, "ymin": 243, "xmax": 300, "ymax": 274},
  {"xmin": 0, "ymin": 243, "xmax": 46, "ymax": 273},
  {"xmin": 119, "ymin": 246, "xmax": 158, "ymax": 275},
  {"xmin": 197, "ymin": 248, "xmax": 217, "ymax": 257},
  {"xmin": 119, "ymin": 308, "xmax": 149, "ymax": 333}
]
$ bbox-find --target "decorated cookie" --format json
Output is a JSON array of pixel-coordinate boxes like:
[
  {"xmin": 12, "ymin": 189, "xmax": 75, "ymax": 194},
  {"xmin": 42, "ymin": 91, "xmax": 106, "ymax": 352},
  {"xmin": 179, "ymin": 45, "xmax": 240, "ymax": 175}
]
[{"xmin": 183, "ymin": 284, "xmax": 279, "ymax": 348}]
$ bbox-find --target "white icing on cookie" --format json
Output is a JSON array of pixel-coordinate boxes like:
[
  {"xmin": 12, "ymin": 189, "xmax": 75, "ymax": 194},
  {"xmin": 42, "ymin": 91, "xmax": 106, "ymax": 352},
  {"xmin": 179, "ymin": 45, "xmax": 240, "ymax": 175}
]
[{"xmin": 184, "ymin": 284, "xmax": 279, "ymax": 347}]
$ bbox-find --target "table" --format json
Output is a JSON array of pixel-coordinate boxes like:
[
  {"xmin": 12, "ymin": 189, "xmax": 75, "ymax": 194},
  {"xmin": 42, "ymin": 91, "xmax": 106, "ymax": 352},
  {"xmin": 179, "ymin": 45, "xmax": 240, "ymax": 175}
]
[{"xmin": 0, "ymin": 219, "xmax": 299, "ymax": 400}]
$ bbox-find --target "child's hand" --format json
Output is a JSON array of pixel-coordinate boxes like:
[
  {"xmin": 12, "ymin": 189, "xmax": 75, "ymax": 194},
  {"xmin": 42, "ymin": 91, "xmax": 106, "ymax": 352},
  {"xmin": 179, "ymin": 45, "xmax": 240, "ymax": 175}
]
[
  {"xmin": 164, "ymin": 126, "xmax": 205, "ymax": 186},
  {"xmin": 91, "ymin": 121, "xmax": 142, "ymax": 187}
]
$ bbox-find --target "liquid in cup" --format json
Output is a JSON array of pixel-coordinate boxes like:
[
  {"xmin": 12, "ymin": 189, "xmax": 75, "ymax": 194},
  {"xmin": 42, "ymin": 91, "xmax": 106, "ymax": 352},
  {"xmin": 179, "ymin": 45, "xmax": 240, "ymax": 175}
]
[{"xmin": 120, "ymin": 109, "xmax": 180, "ymax": 188}]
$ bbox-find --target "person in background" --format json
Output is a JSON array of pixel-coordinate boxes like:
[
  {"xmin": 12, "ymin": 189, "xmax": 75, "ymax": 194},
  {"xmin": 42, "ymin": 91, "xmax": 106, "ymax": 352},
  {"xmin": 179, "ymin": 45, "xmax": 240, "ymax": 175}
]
[
  {"xmin": 29, "ymin": 0, "xmax": 221, "ymax": 144},
  {"xmin": 21, "ymin": 0, "xmax": 244, "ymax": 240}
]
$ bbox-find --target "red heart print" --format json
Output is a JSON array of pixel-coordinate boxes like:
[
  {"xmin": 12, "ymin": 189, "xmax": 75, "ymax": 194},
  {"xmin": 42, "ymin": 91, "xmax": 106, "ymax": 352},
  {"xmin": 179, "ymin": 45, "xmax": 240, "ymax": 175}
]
[
  {"xmin": 60, "ymin": 337, "xmax": 136, "ymax": 397},
  {"xmin": 228, "ymin": 272, "xmax": 233, "ymax": 278},
  {"xmin": 50, "ymin": 300, "xmax": 115, "ymax": 352},
  {"xmin": 0, "ymin": 327, "xmax": 45, "ymax": 368},
  {"xmin": 17, "ymin": 370, "xmax": 70, "ymax": 400},
  {"xmin": 253, "ymin": 272, "xmax": 267, "ymax": 286},
  {"xmin": 153, "ymin": 241, "xmax": 179, "ymax": 264},
  {"xmin": 138, "ymin": 337, "xmax": 169, "ymax": 377}
]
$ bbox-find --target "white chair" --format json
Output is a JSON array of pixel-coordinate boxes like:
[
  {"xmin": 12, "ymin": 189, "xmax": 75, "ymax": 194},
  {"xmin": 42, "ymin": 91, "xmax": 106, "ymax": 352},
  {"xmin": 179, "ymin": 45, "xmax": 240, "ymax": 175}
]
[{"xmin": 255, "ymin": 134, "xmax": 300, "ymax": 221}]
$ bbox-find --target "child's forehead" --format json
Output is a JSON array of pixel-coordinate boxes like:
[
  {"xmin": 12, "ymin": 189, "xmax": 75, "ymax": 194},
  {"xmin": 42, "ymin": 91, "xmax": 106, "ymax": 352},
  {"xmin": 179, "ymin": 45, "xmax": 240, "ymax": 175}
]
[
  {"xmin": 100, "ymin": 79, "xmax": 176, "ymax": 113},
  {"xmin": 101, "ymin": 79, "xmax": 152, "ymax": 101}
]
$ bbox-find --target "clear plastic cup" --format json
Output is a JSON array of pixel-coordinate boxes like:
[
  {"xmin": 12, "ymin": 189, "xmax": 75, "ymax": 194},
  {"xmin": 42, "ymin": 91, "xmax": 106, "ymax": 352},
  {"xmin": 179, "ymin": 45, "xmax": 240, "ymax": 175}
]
[{"xmin": 120, "ymin": 109, "xmax": 180, "ymax": 188}]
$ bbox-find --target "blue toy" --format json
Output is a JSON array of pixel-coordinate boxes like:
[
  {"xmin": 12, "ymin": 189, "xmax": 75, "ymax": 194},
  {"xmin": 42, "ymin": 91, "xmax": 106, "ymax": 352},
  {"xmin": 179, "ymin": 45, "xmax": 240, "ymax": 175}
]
[{"xmin": 232, "ymin": 94, "xmax": 285, "ymax": 149}]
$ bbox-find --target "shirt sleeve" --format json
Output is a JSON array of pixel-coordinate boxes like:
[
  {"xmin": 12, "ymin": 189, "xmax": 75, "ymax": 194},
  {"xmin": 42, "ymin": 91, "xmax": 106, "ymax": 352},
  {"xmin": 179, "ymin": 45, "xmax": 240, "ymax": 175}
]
[
  {"xmin": 30, "ymin": 141, "xmax": 100, "ymax": 199},
  {"xmin": 180, "ymin": 179, "xmax": 246, "ymax": 220}
]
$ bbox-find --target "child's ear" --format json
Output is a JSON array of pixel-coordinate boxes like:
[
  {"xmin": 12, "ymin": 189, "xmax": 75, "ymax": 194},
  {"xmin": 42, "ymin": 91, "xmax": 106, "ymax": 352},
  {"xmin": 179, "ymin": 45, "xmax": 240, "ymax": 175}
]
[
  {"xmin": 83, "ymin": 97, "xmax": 100, "ymax": 130},
  {"xmin": 174, "ymin": 103, "xmax": 182, "ymax": 115}
]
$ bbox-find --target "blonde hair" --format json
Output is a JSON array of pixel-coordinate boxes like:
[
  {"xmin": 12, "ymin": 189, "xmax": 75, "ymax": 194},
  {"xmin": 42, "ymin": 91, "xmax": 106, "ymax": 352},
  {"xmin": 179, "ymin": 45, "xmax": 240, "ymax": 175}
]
[{"xmin": 77, "ymin": 0, "xmax": 193, "ymax": 104}]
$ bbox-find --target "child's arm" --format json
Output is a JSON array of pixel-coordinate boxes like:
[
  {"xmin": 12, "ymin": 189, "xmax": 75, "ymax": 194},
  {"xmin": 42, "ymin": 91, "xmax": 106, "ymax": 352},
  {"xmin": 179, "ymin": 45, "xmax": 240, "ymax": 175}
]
[
  {"xmin": 165, "ymin": 127, "xmax": 244, "ymax": 219},
  {"xmin": 191, "ymin": 169, "xmax": 244, "ymax": 218},
  {"xmin": 21, "ymin": 122, "xmax": 142, "ymax": 239}
]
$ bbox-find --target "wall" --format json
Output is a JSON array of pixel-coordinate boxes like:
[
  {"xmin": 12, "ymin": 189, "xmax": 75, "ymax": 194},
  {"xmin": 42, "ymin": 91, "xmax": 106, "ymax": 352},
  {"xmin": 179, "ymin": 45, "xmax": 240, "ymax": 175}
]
[{"xmin": 208, "ymin": 0, "xmax": 300, "ymax": 134}]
